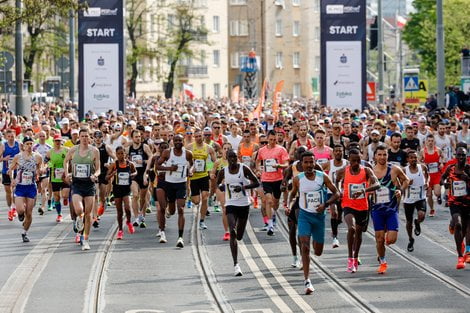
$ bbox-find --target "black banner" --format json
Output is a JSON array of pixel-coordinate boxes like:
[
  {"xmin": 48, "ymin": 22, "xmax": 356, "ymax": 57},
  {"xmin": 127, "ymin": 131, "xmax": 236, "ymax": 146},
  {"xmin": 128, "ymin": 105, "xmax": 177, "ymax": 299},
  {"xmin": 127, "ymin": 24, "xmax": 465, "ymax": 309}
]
[
  {"xmin": 320, "ymin": 0, "xmax": 366, "ymax": 110},
  {"xmin": 78, "ymin": 0, "xmax": 124, "ymax": 119}
]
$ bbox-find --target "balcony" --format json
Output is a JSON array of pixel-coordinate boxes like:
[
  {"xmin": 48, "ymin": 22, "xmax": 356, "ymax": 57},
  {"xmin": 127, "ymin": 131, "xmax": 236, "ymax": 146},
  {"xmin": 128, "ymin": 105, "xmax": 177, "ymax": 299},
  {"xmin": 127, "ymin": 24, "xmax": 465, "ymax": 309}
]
[
  {"xmin": 178, "ymin": 65, "xmax": 208, "ymax": 78},
  {"xmin": 462, "ymin": 56, "xmax": 470, "ymax": 77}
]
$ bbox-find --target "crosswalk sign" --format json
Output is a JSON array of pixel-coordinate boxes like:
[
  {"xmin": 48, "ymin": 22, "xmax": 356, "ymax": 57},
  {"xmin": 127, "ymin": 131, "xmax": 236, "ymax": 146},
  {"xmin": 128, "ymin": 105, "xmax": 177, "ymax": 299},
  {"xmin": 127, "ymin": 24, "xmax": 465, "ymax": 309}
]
[{"xmin": 404, "ymin": 76, "xmax": 419, "ymax": 91}]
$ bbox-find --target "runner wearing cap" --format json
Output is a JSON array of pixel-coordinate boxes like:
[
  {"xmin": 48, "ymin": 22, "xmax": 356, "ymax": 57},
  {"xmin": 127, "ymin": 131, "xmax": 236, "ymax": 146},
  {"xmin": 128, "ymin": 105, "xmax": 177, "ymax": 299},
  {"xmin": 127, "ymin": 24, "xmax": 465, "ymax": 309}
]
[
  {"xmin": 32, "ymin": 131, "xmax": 52, "ymax": 215},
  {"xmin": 203, "ymin": 126, "xmax": 222, "ymax": 212},
  {"xmin": 64, "ymin": 129, "xmax": 79, "ymax": 148},
  {"xmin": 363, "ymin": 129, "xmax": 382, "ymax": 164},
  {"xmin": 1, "ymin": 129, "xmax": 21, "ymax": 221},
  {"xmin": 106, "ymin": 123, "xmax": 127, "ymax": 151},
  {"xmin": 417, "ymin": 116, "xmax": 432, "ymax": 146},
  {"xmin": 8, "ymin": 136, "xmax": 43, "ymax": 242},
  {"xmin": 227, "ymin": 123, "xmax": 242, "ymax": 151},
  {"xmin": 60, "ymin": 118, "xmax": 71, "ymax": 140}
]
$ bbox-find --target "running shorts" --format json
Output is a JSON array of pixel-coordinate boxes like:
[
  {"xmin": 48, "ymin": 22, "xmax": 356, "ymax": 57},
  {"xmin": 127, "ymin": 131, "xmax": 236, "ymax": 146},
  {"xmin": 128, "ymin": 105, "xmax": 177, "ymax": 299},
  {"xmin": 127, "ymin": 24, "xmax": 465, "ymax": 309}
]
[
  {"xmin": 72, "ymin": 181, "xmax": 96, "ymax": 197},
  {"xmin": 226, "ymin": 205, "xmax": 250, "ymax": 219},
  {"xmin": 165, "ymin": 181, "xmax": 187, "ymax": 202},
  {"xmin": 297, "ymin": 209, "xmax": 326, "ymax": 244},
  {"xmin": 343, "ymin": 207, "xmax": 369, "ymax": 229},
  {"xmin": 262, "ymin": 180, "xmax": 282, "ymax": 199},
  {"xmin": 371, "ymin": 209, "xmax": 399, "ymax": 232},
  {"xmin": 14, "ymin": 184, "xmax": 37, "ymax": 199},
  {"xmin": 190, "ymin": 176, "xmax": 209, "ymax": 197},
  {"xmin": 51, "ymin": 181, "xmax": 70, "ymax": 192},
  {"xmin": 404, "ymin": 200, "xmax": 426, "ymax": 222}
]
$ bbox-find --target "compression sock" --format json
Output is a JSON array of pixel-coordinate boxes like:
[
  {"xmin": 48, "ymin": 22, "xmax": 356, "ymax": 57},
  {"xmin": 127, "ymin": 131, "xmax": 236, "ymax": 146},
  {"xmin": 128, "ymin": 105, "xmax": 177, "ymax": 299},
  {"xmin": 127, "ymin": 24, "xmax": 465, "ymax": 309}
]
[
  {"xmin": 379, "ymin": 256, "xmax": 386, "ymax": 264},
  {"xmin": 178, "ymin": 229, "xmax": 184, "ymax": 237},
  {"xmin": 263, "ymin": 216, "xmax": 269, "ymax": 224},
  {"xmin": 55, "ymin": 201, "xmax": 62, "ymax": 215}
]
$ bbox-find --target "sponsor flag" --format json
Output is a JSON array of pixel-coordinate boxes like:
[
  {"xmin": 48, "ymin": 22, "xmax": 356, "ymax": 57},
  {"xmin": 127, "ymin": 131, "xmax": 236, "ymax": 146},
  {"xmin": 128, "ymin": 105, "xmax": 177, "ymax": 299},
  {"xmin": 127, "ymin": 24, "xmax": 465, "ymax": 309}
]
[
  {"xmin": 396, "ymin": 15, "xmax": 407, "ymax": 29},
  {"xmin": 272, "ymin": 80, "xmax": 285, "ymax": 121},
  {"xmin": 183, "ymin": 83, "xmax": 195, "ymax": 100}
]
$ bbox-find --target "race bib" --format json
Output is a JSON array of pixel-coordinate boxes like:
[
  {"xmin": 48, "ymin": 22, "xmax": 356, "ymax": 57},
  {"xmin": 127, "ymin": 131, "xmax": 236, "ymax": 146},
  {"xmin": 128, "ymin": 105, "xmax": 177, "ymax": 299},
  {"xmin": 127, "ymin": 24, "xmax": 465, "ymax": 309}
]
[
  {"xmin": 131, "ymin": 154, "xmax": 143, "ymax": 167},
  {"xmin": 242, "ymin": 156, "xmax": 251, "ymax": 166},
  {"xmin": 228, "ymin": 183, "xmax": 244, "ymax": 200},
  {"xmin": 452, "ymin": 181, "xmax": 467, "ymax": 197},
  {"xmin": 118, "ymin": 172, "xmax": 130, "ymax": 186},
  {"xmin": 304, "ymin": 191, "xmax": 322, "ymax": 211},
  {"xmin": 316, "ymin": 158, "xmax": 328, "ymax": 165},
  {"xmin": 265, "ymin": 159, "xmax": 277, "ymax": 173},
  {"xmin": 428, "ymin": 162, "xmax": 439, "ymax": 174},
  {"xmin": 74, "ymin": 164, "xmax": 90, "ymax": 178},
  {"xmin": 194, "ymin": 159, "xmax": 206, "ymax": 172},
  {"xmin": 376, "ymin": 187, "xmax": 390, "ymax": 204},
  {"xmin": 54, "ymin": 168, "xmax": 65, "ymax": 179},
  {"xmin": 407, "ymin": 186, "xmax": 423, "ymax": 201},
  {"xmin": 390, "ymin": 161, "xmax": 401, "ymax": 167},
  {"xmin": 21, "ymin": 171, "xmax": 33, "ymax": 185},
  {"xmin": 170, "ymin": 165, "xmax": 186, "ymax": 178},
  {"xmin": 349, "ymin": 183, "xmax": 365, "ymax": 199}
]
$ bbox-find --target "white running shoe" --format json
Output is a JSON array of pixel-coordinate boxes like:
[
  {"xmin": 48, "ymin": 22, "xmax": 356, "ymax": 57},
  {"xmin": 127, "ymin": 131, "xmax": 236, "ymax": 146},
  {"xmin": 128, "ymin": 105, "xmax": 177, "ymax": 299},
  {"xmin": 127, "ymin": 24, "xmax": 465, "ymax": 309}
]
[
  {"xmin": 156, "ymin": 230, "xmax": 162, "ymax": 237},
  {"xmin": 332, "ymin": 237, "xmax": 340, "ymax": 249},
  {"xmin": 76, "ymin": 215, "xmax": 85, "ymax": 232},
  {"xmin": 304, "ymin": 279, "xmax": 314, "ymax": 295},
  {"xmin": 234, "ymin": 264, "xmax": 243, "ymax": 276},
  {"xmin": 82, "ymin": 240, "xmax": 90, "ymax": 251},
  {"xmin": 176, "ymin": 237, "xmax": 184, "ymax": 248},
  {"xmin": 159, "ymin": 231, "xmax": 167, "ymax": 243},
  {"xmin": 291, "ymin": 256, "xmax": 300, "ymax": 268}
]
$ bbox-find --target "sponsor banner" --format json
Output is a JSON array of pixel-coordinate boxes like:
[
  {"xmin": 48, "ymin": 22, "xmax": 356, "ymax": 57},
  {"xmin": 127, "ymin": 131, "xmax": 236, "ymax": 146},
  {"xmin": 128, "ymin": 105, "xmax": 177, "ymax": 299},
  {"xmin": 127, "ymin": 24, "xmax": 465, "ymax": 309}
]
[
  {"xmin": 367, "ymin": 81, "xmax": 376, "ymax": 101},
  {"xmin": 405, "ymin": 79, "xmax": 428, "ymax": 104},
  {"xmin": 78, "ymin": 0, "xmax": 124, "ymax": 119},
  {"xmin": 321, "ymin": 0, "xmax": 366, "ymax": 111}
]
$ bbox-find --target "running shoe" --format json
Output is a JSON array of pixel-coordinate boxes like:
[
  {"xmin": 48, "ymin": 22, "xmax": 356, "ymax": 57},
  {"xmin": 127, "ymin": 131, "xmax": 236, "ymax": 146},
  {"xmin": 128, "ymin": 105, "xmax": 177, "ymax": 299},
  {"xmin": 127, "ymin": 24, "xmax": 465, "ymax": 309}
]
[
  {"xmin": 116, "ymin": 230, "xmax": 123, "ymax": 240},
  {"xmin": 461, "ymin": 241, "xmax": 466, "ymax": 255},
  {"xmin": 449, "ymin": 224, "xmax": 455, "ymax": 235},
  {"xmin": 12, "ymin": 208, "xmax": 17, "ymax": 217},
  {"xmin": 456, "ymin": 257, "xmax": 465, "ymax": 269},
  {"xmin": 7, "ymin": 209, "xmax": 13, "ymax": 221},
  {"xmin": 465, "ymin": 252, "xmax": 470, "ymax": 264},
  {"xmin": 18, "ymin": 213, "xmax": 25, "ymax": 222},
  {"xmin": 332, "ymin": 237, "xmax": 340, "ymax": 249},
  {"xmin": 304, "ymin": 279, "xmax": 314, "ymax": 295},
  {"xmin": 267, "ymin": 227, "xmax": 274, "ymax": 236},
  {"xmin": 156, "ymin": 230, "xmax": 162, "ymax": 237},
  {"xmin": 76, "ymin": 215, "xmax": 85, "ymax": 232},
  {"xmin": 222, "ymin": 232, "xmax": 230, "ymax": 241},
  {"xmin": 261, "ymin": 223, "xmax": 269, "ymax": 231},
  {"xmin": 47, "ymin": 204, "xmax": 53, "ymax": 211},
  {"xmin": 347, "ymin": 258, "xmax": 354, "ymax": 273},
  {"xmin": 407, "ymin": 238, "xmax": 415, "ymax": 252},
  {"xmin": 176, "ymin": 237, "xmax": 184, "ymax": 248},
  {"xmin": 56, "ymin": 215, "xmax": 63, "ymax": 223},
  {"xmin": 72, "ymin": 220, "xmax": 78, "ymax": 233},
  {"xmin": 272, "ymin": 214, "xmax": 277, "ymax": 227},
  {"xmin": 22, "ymin": 233, "xmax": 30, "ymax": 243},
  {"xmin": 186, "ymin": 199, "xmax": 192, "ymax": 209},
  {"xmin": 377, "ymin": 262, "xmax": 388, "ymax": 274},
  {"xmin": 159, "ymin": 231, "xmax": 167, "ymax": 243},
  {"xmin": 206, "ymin": 210, "xmax": 211, "ymax": 217},
  {"xmin": 106, "ymin": 199, "xmax": 112, "ymax": 207},
  {"xmin": 353, "ymin": 258, "xmax": 359, "ymax": 271},
  {"xmin": 146, "ymin": 207, "xmax": 152, "ymax": 214},
  {"xmin": 38, "ymin": 207, "xmax": 45, "ymax": 215},
  {"xmin": 126, "ymin": 221, "xmax": 135, "ymax": 234},
  {"xmin": 234, "ymin": 263, "xmax": 243, "ymax": 277},
  {"xmin": 82, "ymin": 240, "xmax": 91, "ymax": 251},
  {"xmin": 199, "ymin": 221, "xmax": 208, "ymax": 230},
  {"xmin": 133, "ymin": 219, "xmax": 139, "ymax": 227},
  {"xmin": 291, "ymin": 256, "xmax": 300, "ymax": 268},
  {"xmin": 429, "ymin": 209, "xmax": 435, "ymax": 217},
  {"xmin": 92, "ymin": 219, "xmax": 99, "ymax": 228},
  {"xmin": 414, "ymin": 219, "xmax": 421, "ymax": 236},
  {"xmin": 357, "ymin": 258, "xmax": 362, "ymax": 266},
  {"xmin": 139, "ymin": 221, "xmax": 147, "ymax": 228},
  {"xmin": 213, "ymin": 205, "xmax": 221, "ymax": 213},
  {"xmin": 97, "ymin": 204, "xmax": 105, "ymax": 216},
  {"xmin": 165, "ymin": 208, "xmax": 171, "ymax": 219},
  {"xmin": 437, "ymin": 195, "xmax": 442, "ymax": 205},
  {"xmin": 75, "ymin": 234, "xmax": 81, "ymax": 243}
]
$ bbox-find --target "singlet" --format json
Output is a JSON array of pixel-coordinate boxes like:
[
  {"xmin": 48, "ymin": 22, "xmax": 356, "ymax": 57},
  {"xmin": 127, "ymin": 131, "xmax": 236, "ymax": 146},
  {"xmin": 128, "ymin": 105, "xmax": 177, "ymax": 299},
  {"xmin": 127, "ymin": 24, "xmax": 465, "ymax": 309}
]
[
  {"xmin": 388, "ymin": 148, "xmax": 407, "ymax": 167},
  {"xmin": 2, "ymin": 141, "xmax": 20, "ymax": 174},
  {"xmin": 224, "ymin": 164, "xmax": 251, "ymax": 207},
  {"xmin": 16, "ymin": 153, "xmax": 37, "ymax": 186},
  {"xmin": 404, "ymin": 165, "xmax": 426, "ymax": 203},
  {"xmin": 216, "ymin": 158, "xmax": 228, "ymax": 171},
  {"xmin": 165, "ymin": 148, "xmax": 189, "ymax": 184},
  {"xmin": 206, "ymin": 140, "xmax": 216, "ymax": 171},
  {"xmin": 97, "ymin": 144, "xmax": 109, "ymax": 171},
  {"xmin": 328, "ymin": 159, "xmax": 347, "ymax": 193},
  {"xmin": 129, "ymin": 143, "xmax": 147, "ymax": 172},
  {"xmin": 113, "ymin": 160, "xmax": 131, "ymax": 187},
  {"xmin": 423, "ymin": 147, "xmax": 440, "ymax": 175},
  {"xmin": 33, "ymin": 143, "xmax": 52, "ymax": 159},
  {"xmin": 298, "ymin": 171, "xmax": 326, "ymax": 214},
  {"xmin": 61, "ymin": 128, "xmax": 71, "ymax": 140},
  {"xmin": 106, "ymin": 135, "xmax": 126, "ymax": 151},
  {"xmin": 447, "ymin": 164, "xmax": 470, "ymax": 207},
  {"xmin": 417, "ymin": 129, "xmax": 431, "ymax": 146},
  {"xmin": 71, "ymin": 147, "xmax": 95, "ymax": 183},
  {"xmin": 342, "ymin": 165, "xmax": 368, "ymax": 211},
  {"xmin": 190, "ymin": 143, "xmax": 209, "ymax": 180},
  {"xmin": 372, "ymin": 164, "xmax": 398, "ymax": 211},
  {"xmin": 296, "ymin": 138, "xmax": 313, "ymax": 150},
  {"xmin": 312, "ymin": 146, "xmax": 332, "ymax": 166},
  {"xmin": 239, "ymin": 142, "xmax": 255, "ymax": 167},
  {"xmin": 434, "ymin": 134, "xmax": 452, "ymax": 162},
  {"xmin": 212, "ymin": 134, "xmax": 224, "ymax": 147},
  {"xmin": 50, "ymin": 148, "xmax": 67, "ymax": 183}
]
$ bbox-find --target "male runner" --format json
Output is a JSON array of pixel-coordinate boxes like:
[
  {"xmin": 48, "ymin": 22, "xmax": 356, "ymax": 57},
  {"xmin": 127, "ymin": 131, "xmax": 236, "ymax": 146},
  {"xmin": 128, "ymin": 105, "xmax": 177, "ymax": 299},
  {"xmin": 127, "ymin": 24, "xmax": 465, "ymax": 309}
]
[
  {"xmin": 1, "ymin": 129, "xmax": 21, "ymax": 220},
  {"xmin": 94, "ymin": 130, "xmax": 116, "ymax": 217},
  {"xmin": 32, "ymin": 131, "xmax": 52, "ymax": 215}
]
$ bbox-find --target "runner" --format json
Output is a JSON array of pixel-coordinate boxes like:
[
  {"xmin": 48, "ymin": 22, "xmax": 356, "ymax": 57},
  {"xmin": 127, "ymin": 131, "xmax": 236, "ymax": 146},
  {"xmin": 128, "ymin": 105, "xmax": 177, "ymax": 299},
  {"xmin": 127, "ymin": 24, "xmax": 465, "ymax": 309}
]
[
  {"xmin": 105, "ymin": 146, "xmax": 137, "ymax": 240},
  {"xmin": 94, "ymin": 130, "xmax": 116, "ymax": 217},
  {"xmin": 216, "ymin": 149, "xmax": 259, "ymax": 276},
  {"xmin": 388, "ymin": 133, "xmax": 407, "ymax": 167},
  {"xmin": 440, "ymin": 147, "xmax": 470, "ymax": 269},
  {"xmin": 32, "ymin": 131, "xmax": 52, "ymax": 215},
  {"xmin": 404, "ymin": 150, "xmax": 429, "ymax": 252},
  {"xmin": 1, "ymin": 129, "xmax": 21, "ymax": 220},
  {"xmin": 335, "ymin": 148, "xmax": 380, "ymax": 273},
  {"xmin": 8, "ymin": 137, "xmax": 42, "ymax": 242},
  {"xmin": 64, "ymin": 129, "xmax": 101, "ymax": 251},
  {"xmin": 289, "ymin": 151, "xmax": 339, "ymax": 294},
  {"xmin": 289, "ymin": 124, "xmax": 314, "ymax": 159},
  {"xmin": 311, "ymin": 129, "xmax": 333, "ymax": 166},
  {"xmin": 156, "ymin": 134, "xmax": 193, "ymax": 247},
  {"xmin": 371, "ymin": 145, "xmax": 410, "ymax": 274}
]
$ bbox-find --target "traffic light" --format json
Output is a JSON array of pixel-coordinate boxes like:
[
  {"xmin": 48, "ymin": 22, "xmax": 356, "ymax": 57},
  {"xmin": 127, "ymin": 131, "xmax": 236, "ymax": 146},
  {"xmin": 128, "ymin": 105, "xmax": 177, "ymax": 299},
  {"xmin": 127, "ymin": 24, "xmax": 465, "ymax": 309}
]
[
  {"xmin": 390, "ymin": 88, "xmax": 396, "ymax": 99},
  {"xmin": 370, "ymin": 16, "xmax": 378, "ymax": 50}
]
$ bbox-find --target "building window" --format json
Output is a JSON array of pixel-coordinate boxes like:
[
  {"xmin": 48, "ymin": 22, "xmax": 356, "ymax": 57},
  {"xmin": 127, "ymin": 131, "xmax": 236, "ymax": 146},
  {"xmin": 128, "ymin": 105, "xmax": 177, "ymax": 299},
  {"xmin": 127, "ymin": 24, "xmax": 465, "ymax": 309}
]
[
  {"xmin": 313, "ymin": 0, "xmax": 320, "ymax": 12},
  {"xmin": 293, "ymin": 21, "xmax": 300, "ymax": 37},
  {"xmin": 292, "ymin": 0, "xmax": 300, "ymax": 6},
  {"xmin": 201, "ymin": 84, "xmax": 206, "ymax": 99},
  {"xmin": 314, "ymin": 26, "xmax": 320, "ymax": 41},
  {"xmin": 230, "ymin": 52, "xmax": 240, "ymax": 68},
  {"xmin": 212, "ymin": 16, "xmax": 220, "ymax": 33},
  {"xmin": 275, "ymin": 20, "xmax": 282, "ymax": 37},
  {"xmin": 167, "ymin": 14, "xmax": 175, "ymax": 31},
  {"xmin": 214, "ymin": 83, "xmax": 220, "ymax": 98},
  {"xmin": 315, "ymin": 55, "xmax": 320, "ymax": 71},
  {"xmin": 230, "ymin": 0, "xmax": 247, "ymax": 5},
  {"xmin": 213, "ymin": 50, "xmax": 220, "ymax": 67},
  {"xmin": 293, "ymin": 52, "xmax": 300, "ymax": 68},
  {"xmin": 275, "ymin": 52, "xmax": 283, "ymax": 69},
  {"xmin": 230, "ymin": 20, "xmax": 248, "ymax": 36},
  {"xmin": 200, "ymin": 50, "xmax": 206, "ymax": 65},
  {"xmin": 293, "ymin": 83, "xmax": 301, "ymax": 98}
]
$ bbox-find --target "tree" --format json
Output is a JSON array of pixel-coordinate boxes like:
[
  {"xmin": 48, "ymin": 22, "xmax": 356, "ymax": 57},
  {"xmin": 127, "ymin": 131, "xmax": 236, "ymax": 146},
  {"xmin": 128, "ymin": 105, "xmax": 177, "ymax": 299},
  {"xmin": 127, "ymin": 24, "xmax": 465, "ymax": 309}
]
[{"xmin": 402, "ymin": 0, "xmax": 470, "ymax": 86}]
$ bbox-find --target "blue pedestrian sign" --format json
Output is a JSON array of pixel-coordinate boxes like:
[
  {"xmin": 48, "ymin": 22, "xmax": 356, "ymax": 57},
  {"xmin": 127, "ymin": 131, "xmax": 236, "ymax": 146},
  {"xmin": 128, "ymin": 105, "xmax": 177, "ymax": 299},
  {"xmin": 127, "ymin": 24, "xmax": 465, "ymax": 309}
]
[{"xmin": 404, "ymin": 76, "xmax": 419, "ymax": 91}]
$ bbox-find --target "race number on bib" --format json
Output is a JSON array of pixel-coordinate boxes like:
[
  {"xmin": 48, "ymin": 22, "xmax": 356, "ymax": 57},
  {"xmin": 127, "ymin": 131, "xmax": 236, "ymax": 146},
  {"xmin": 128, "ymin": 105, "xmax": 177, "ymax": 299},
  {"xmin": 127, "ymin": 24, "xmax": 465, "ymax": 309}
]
[
  {"xmin": 118, "ymin": 172, "xmax": 130, "ymax": 186},
  {"xmin": 131, "ymin": 155, "xmax": 143, "ymax": 167},
  {"xmin": 304, "ymin": 191, "xmax": 322, "ymax": 211},
  {"xmin": 428, "ymin": 162, "xmax": 439, "ymax": 174},
  {"xmin": 242, "ymin": 156, "xmax": 251, "ymax": 166},
  {"xmin": 170, "ymin": 165, "xmax": 186, "ymax": 178},
  {"xmin": 407, "ymin": 186, "xmax": 423, "ymax": 201},
  {"xmin": 228, "ymin": 184, "xmax": 244, "ymax": 200},
  {"xmin": 21, "ymin": 171, "xmax": 33, "ymax": 185},
  {"xmin": 349, "ymin": 183, "xmax": 365, "ymax": 199},
  {"xmin": 54, "ymin": 168, "xmax": 65, "ymax": 179},
  {"xmin": 194, "ymin": 159, "xmax": 206, "ymax": 172},
  {"xmin": 376, "ymin": 187, "xmax": 391, "ymax": 204},
  {"xmin": 74, "ymin": 164, "xmax": 90, "ymax": 178},
  {"xmin": 452, "ymin": 181, "xmax": 467, "ymax": 197},
  {"xmin": 316, "ymin": 158, "xmax": 328, "ymax": 165},
  {"xmin": 265, "ymin": 159, "xmax": 277, "ymax": 173}
]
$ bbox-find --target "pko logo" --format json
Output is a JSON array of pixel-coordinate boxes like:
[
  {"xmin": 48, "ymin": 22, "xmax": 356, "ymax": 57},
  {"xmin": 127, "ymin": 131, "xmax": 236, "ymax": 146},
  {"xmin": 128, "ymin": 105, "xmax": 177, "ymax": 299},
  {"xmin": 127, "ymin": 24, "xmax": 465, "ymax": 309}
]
[
  {"xmin": 83, "ymin": 7, "xmax": 118, "ymax": 17},
  {"xmin": 94, "ymin": 94, "xmax": 110, "ymax": 101},
  {"xmin": 326, "ymin": 5, "xmax": 361, "ymax": 14}
]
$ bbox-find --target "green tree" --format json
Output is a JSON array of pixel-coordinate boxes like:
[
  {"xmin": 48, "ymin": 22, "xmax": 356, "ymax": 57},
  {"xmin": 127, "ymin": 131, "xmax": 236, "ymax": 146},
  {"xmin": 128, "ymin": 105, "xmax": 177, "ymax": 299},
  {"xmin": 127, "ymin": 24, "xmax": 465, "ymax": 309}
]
[{"xmin": 403, "ymin": 0, "xmax": 470, "ymax": 86}]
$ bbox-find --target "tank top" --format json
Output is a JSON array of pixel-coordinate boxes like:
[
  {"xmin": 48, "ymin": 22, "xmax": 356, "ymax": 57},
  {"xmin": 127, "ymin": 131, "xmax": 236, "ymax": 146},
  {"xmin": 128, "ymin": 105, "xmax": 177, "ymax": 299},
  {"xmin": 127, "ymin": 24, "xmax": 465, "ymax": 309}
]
[
  {"xmin": 423, "ymin": 147, "xmax": 440, "ymax": 175},
  {"xmin": 342, "ymin": 166, "xmax": 368, "ymax": 211},
  {"xmin": 191, "ymin": 143, "xmax": 209, "ymax": 180},
  {"xmin": 312, "ymin": 146, "xmax": 332, "ymax": 166},
  {"xmin": 114, "ymin": 160, "xmax": 131, "ymax": 187},
  {"xmin": 206, "ymin": 140, "xmax": 215, "ymax": 171},
  {"xmin": 17, "ymin": 153, "xmax": 37, "ymax": 186},
  {"xmin": 296, "ymin": 138, "xmax": 313, "ymax": 150},
  {"xmin": 97, "ymin": 144, "xmax": 109, "ymax": 171},
  {"xmin": 447, "ymin": 164, "xmax": 470, "ymax": 207},
  {"xmin": 33, "ymin": 143, "xmax": 52, "ymax": 159},
  {"xmin": 328, "ymin": 159, "xmax": 347, "ymax": 193},
  {"xmin": 434, "ymin": 134, "xmax": 452, "ymax": 162},
  {"xmin": 239, "ymin": 142, "xmax": 255, "ymax": 167},
  {"xmin": 372, "ymin": 165, "xmax": 397, "ymax": 211},
  {"xmin": 217, "ymin": 158, "xmax": 228, "ymax": 171},
  {"xmin": 50, "ymin": 148, "xmax": 67, "ymax": 183},
  {"xmin": 298, "ymin": 171, "xmax": 326, "ymax": 214},
  {"xmin": 165, "ymin": 148, "xmax": 189, "ymax": 183},
  {"xmin": 129, "ymin": 143, "xmax": 147, "ymax": 171},
  {"xmin": 72, "ymin": 147, "xmax": 95, "ymax": 182},
  {"xmin": 404, "ymin": 164, "xmax": 426, "ymax": 203},
  {"xmin": 292, "ymin": 160, "xmax": 302, "ymax": 177},
  {"xmin": 2, "ymin": 141, "xmax": 20, "ymax": 174},
  {"xmin": 224, "ymin": 164, "xmax": 250, "ymax": 207},
  {"xmin": 212, "ymin": 134, "xmax": 224, "ymax": 147}
]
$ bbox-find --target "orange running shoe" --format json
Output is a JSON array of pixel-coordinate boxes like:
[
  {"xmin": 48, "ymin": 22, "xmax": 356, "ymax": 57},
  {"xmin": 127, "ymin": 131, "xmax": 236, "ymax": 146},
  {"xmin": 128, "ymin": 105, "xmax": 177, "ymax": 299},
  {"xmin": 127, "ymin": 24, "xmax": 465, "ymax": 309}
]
[
  {"xmin": 7, "ymin": 210, "xmax": 13, "ymax": 221},
  {"xmin": 464, "ymin": 252, "xmax": 470, "ymax": 264},
  {"xmin": 448, "ymin": 225, "xmax": 455, "ymax": 235},
  {"xmin": 223, "ymin": 232, "xmax": 230, "ymax": 241},
  {"xmin": 456, "ymin": 257, "xmax": 465, "ymax": 269},
  {"xmin": 116, "ymin": 230, "xmax": 123, "ymax": 240},
  {"xmin": 97, "ymin": 204, "xmax": 105, "ymax": 216},
  {"xmin": 377, "ymin": 262, "xmax": 388, "ymax": 274},
  {"xmin": 56, "ymin": 215, "xmax": 63, "ymax": 223},
  {"xmin": 429, "ymin": 209, "xmax": 435, "ymax": 217},
  {"xmin": 126, "ymin": 221, "xmax": 135, "ymax": 234}
]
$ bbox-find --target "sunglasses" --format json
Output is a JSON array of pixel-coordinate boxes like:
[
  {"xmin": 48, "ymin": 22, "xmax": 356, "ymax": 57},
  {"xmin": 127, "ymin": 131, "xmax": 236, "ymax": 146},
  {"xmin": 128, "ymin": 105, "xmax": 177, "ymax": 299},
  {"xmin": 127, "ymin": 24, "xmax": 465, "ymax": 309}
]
[
  {"xmin": 204, "ymin": 134, "xmax": 211, "ymax": 137},
  {"xmin": 186, "ymin": 132, "xmax": 193, "ymax": 135},
  {"xmin": 213, "ymin": 126, "xmax": 220, "ymax": 129},
  {"xmin": 260, "ymin": 141, "xmax": 268, "ymax": 145}
]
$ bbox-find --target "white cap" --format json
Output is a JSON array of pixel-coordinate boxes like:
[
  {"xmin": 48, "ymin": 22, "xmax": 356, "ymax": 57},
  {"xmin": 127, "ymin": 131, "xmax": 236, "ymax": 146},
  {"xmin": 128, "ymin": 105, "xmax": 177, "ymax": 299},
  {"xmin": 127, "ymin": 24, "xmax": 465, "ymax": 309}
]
[
  {"xmin": 212, "ymin": 113, "xmax": 220, "ymax": 118},
  {"xmin": 371, "ymin": 130, "xmax": 380, "ymax": 136},
  {"xmin": 61, "ymin": 117, "xmax": 69, "ymax": 124},
  {"xmin": 114, "ymin": 123, "xmax": 122, "ymax": 130},
  {"xmin": 203, "ymin": 126, "xmax": 212, "ymax": 133},
  {"xmin": 128, "ymin": 120, "xmax": 136, "ymax": 127},
  {"xmin": 91, "ymin": 114, "xmax": 98, "ymax": 120},
  {"xmin": 228, "ymin": 117, "xmax": 236, "ymax": 123},
  {"xmin": 99, "ymin": 112, "xmax": 106, "ymax": 118},
  {"xmin": 418, "ymin": 116, "xmax": 427, "ymax": 122},
  {"xmin": 71, "ymin": 129, "xmax": 79, "ymax": 135},
  {"xmin": 144, "ymin": 126, "xmax": 152, "ymax": 132}
]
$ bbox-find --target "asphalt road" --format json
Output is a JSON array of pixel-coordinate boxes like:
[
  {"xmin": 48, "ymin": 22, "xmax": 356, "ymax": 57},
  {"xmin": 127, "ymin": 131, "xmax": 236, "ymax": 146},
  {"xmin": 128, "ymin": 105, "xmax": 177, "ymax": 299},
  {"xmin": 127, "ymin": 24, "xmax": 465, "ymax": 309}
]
[{"xmin": 0, "ymin": 186, "xmax": 469, "ymax": 313}]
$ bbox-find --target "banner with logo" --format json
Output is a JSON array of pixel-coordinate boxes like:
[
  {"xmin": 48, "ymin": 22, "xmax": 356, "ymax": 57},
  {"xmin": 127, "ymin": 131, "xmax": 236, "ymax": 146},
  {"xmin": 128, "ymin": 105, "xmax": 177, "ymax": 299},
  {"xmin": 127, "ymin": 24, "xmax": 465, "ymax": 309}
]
[
  {"xmin": 320, "ymin": 0, "xmax": 366, "ymax": 111},
  {"xmin": 78, "ymin": 0, "xmax": 124, "ymax": 119}
]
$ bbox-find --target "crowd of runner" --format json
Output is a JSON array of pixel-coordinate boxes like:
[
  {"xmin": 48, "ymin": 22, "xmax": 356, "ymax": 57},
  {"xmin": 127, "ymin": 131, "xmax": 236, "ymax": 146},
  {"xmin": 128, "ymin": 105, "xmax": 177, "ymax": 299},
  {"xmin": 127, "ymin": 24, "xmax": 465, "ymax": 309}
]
[{"xmin": 1, "ymin": 98, "xmax": 469, "ymax": 295}]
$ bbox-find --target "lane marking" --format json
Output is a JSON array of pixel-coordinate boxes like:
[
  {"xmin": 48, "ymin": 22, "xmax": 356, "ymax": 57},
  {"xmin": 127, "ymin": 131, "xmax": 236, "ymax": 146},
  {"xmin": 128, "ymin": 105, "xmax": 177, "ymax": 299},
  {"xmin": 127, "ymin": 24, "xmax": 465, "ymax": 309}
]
[
  {"xmin": 245, "ymin": 222, "xmax": 316, "ymax": 313},
  {"xmin": 0, "ymin": 217, "xmax": 71, "ymax": 313}
]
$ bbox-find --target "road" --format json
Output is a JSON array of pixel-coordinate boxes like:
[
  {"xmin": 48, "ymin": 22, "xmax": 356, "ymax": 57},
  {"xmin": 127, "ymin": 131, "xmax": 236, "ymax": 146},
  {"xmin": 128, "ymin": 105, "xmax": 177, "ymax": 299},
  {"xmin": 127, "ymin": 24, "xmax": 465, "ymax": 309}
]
[{"xmin": 0, "ymin": 185, "xmax": 469, "ymax": 313}]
